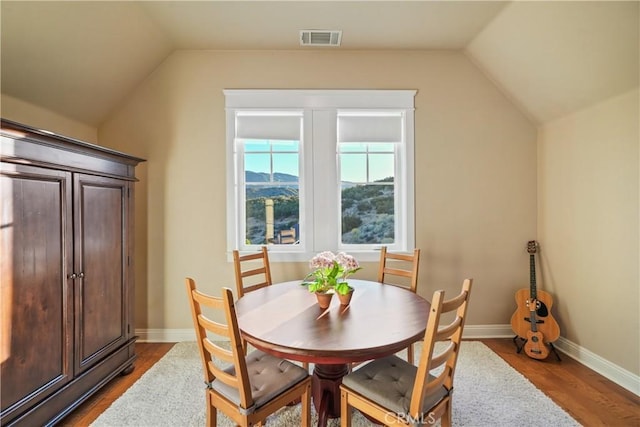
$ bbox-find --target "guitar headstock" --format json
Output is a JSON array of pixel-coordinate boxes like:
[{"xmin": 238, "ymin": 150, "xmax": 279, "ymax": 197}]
[{"xmin": 527, "ymin": 240, "xmax": 539, "ymax": 254}]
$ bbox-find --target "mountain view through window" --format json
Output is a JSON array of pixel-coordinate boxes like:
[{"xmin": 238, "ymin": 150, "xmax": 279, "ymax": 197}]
[{"xmin": 243, "ymin": 140, "xmax": 395, "ymax": 245}]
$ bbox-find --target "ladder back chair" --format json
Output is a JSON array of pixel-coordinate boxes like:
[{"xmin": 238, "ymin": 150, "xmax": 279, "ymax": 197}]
[
  {"xmin": 233, "ymin": 246, "xmax": 272, "ymax": 299},
  {"xmin": 185, "ymin": 278, "xmax": 311, "ymax": 427},
  {"xmin": 233, "ymin": 247, "xmax": 309, "ymax": 371},
  {"xmin": 377, "ymin": 246, "xmax": 421, "ymax": 363},
  {"xmin": 377, "ymin": 246, "xmax": 421, "ymax": 293},
  {"xmin": 340, "ymin": 278, "xmax": 473, "ymax": 427}
]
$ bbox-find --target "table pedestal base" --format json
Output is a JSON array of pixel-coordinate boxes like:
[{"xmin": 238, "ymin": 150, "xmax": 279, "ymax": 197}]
[{"xmin": 312, "ymin": 363, "xmax": 350, "ymax": 427}]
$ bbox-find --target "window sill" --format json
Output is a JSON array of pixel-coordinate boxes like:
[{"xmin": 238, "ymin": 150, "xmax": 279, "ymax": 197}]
[{"xmin": 227, "ymin": 250, "xmax": 382, "ymax": 263}]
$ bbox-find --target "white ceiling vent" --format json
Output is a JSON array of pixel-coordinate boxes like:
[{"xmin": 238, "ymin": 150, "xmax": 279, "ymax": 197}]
[{"xmin": 300, "ymin": 30, "xmax": 342, "ymax": 47}]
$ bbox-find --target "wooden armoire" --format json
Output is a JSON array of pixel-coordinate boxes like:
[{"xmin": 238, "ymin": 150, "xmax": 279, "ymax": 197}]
[{"xmin": 0, "ymin": 119, "xmax": 145, "ymax": 426}]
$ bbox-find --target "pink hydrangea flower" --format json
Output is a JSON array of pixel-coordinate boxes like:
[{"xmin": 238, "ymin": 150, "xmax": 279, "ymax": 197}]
[{"xmin": 305, "ymin": 251, "xmax": 362, "ymax": 294}]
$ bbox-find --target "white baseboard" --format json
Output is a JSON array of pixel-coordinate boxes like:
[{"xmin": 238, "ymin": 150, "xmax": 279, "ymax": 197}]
[
  {"xmin": 136, "ymin": 328, "xmax": 194, "ymax": 343},
  {"xmin": 135, "ymin": 324, "xmax": 639, "ymax": 396},
  {"xmin": 553, "ymin": 336, "xmax": 640, "ymax": 396},
  {"xmin": 461, "ymin": 324, "xmax": 515, "ymax": 338},
  {"xmin": 134, "ymin": 325, "xmax": 515, "ymax": 343}
]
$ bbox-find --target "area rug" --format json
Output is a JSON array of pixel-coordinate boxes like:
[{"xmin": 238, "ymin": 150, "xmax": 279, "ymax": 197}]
[{"xmin": 91, "ymin": 341, "xmax": 579, "ymax": 426}]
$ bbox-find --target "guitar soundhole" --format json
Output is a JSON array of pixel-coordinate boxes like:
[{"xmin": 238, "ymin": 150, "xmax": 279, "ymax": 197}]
[
  {"xmin": 531, "ymin": 335, "xmax": 539, "ymax": 343},
  {"xmin": 536, "ymin": 301, "xmax": 549, "ymax": 317}
]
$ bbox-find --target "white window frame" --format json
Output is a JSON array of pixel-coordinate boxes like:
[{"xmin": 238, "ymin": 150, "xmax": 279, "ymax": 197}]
[
  {"xmin": 234, "ymin": 110, "xmax": 306, "ymax": 255},
  {"xmin": 225, "ymin": 90, "xmax": 416, "ymax": 262},
  {"xmin": 337, "ymin": 110, "xmax": 406, "ymax": 253}
]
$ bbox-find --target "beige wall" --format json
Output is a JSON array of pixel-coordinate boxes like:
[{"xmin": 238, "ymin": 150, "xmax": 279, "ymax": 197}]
[
  {"xmin": 98, "ymin": 50, "xmax": 537, "ymax": 331},
  {"xmin": 538, "ymin": 88, "xmax": 639, "ymax": 375},
  {"xmin": 1, "ymin": 94, "xmax": 98, "ymax": 143}
]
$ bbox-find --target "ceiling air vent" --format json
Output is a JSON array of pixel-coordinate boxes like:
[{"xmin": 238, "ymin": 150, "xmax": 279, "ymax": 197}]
[{"xmin": 300, "ymin": 30, "xmax": 342, "ymax": 47}]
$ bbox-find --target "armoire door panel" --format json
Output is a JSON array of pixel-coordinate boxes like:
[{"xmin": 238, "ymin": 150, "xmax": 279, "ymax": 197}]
[
  {"xmin": 0, "ymin": 163, "xmax": 73, "ymax": 415},
  {"xmin": 74, "ymin": 174, "xmax": 128, "ymax": 372}
]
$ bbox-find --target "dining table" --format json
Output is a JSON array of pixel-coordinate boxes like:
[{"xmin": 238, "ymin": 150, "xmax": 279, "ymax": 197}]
[{"xmin": 235, "ymin": 279, "xmax": 430, "ymax": 427}]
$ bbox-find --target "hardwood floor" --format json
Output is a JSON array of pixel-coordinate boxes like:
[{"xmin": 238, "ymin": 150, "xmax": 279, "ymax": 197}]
[
  {"xmin": 60, "ymin": 339, "xmax": 639, "ymax": 426},
  {"xmin": 482, "ymin": 339, "xmax": 639, "ymax": 426}
]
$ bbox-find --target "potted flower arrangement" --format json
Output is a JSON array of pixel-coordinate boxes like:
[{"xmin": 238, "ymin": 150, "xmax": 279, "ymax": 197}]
[{"xmin": 304, "ymin": 251, "xmax": 362, "ymax": 307}]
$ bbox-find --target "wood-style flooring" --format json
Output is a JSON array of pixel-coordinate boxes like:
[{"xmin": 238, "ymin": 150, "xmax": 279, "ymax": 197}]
[{"xmin": 60, "ymin": 339, "xmax": 639, "ymax": 426}]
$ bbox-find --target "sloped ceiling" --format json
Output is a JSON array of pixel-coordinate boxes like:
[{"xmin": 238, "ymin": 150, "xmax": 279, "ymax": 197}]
[
  {"xmin": 467, "ymin": 1, "xmax": 639, "ymax": 124},
  {"xmin": 1, "ymin": 1, "xmax": 172, "ymax": 126},
  {"xmin": 1, "ymin": 1, "xmax": 638, "ymax": 127}
]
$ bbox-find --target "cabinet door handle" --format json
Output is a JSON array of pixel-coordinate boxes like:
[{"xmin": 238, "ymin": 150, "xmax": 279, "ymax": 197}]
[
  {"xmin": 78, "ymin": 272, "xmax": 85, "ymax": 278},
  {"xmin": 68, "ymin": 273, "xmax": 77, "ymax": 279}
]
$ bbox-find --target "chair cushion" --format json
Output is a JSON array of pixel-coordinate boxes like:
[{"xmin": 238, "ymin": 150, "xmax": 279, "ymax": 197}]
[
  {"xmin": 210, "ymin": 350, "xmax": 308, "ymax": 413},
  {"xmin": 342, "ymin": 355, "xmax": 448, "ymax": 415}
]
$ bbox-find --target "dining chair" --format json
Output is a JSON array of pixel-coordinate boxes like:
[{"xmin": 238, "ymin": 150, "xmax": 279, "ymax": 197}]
[
  {"xmin": 233, "ymin": 247, "xmax": 310, "ymax": 371},
  {"xmin": 377, "ymin": 246, "xmax": 421, "ymax": 364},
  {"xmin": 340, "ymin": 278, "xmax": 473, "ymax": 427},
  {"xmin": 185, "ymin": 278, "xmax": 312, "ymax": 427},
  {"xmin": 232, "ymin": 246, "xmax": 309, "ymax": 371},
  {"xmin": 377, "ymin": 246, "xmax": 421, "ymax": 293},
  {"xmin": 233, "ymin": 246, "xmax": 272, "ymax": 299}
]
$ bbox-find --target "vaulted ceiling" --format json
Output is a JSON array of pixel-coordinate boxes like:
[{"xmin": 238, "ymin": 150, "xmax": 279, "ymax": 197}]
[{"xmin": 1, "ymin": 1, "xmax": 638, "ymax": 127}]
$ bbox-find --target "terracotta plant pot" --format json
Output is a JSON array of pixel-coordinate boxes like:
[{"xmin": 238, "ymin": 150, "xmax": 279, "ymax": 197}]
[
  {"xmin": 315, "ymin": 291, "xmax": 334, "ymax": 309},
  {"xmin": 338, "ymin": 289, "xmax": 354, "ymax": 306}
]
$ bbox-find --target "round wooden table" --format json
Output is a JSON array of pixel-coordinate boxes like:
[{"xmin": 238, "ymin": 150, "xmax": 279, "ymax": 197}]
[{"xmin": 235, "ymin": 279, "xmax": 430, "ymax": 426}]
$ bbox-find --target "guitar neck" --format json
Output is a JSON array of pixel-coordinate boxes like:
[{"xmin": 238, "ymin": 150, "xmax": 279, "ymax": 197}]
[
  {"xmin": 529, "ymin": 253, "xmax": 537, "ymax": 300},
  {"xmin": 529, "ymin": 253, "xmax": 539, "ymax": 331}
]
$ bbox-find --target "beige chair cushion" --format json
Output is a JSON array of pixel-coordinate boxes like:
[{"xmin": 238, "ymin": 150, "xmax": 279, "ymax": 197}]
[
  {"xmin": 211, "ymin": 350, "xmax": 308, "ymax": 413},
  {"xmin": 342, "ymin": 355, "xmax": 448, "ymax": 415}
]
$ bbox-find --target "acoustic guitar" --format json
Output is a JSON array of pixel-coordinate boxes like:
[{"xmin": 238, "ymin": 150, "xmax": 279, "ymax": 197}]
[{"xmin": 510, "ymin": 241, "xmax": 560, "ymax": 360}]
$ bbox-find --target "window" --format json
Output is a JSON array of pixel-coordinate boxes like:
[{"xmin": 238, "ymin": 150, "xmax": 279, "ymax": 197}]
[
  {"xmin": 225, "ymin": 90, "xmax": 415, "ymax": 262},
  {"xmin": 338, "ymin": 112, "xmax": 403, "ymax": 249},
  {"xmin": 235, "ymin": 112, "xmax": 303, "ymax": 247}
]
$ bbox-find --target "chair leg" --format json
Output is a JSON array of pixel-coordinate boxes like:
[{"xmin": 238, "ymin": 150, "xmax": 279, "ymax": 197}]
[
  {"xmin": 206, "ymin": 392, "xmax": 215, "ymax": 427},
  {"xmin": 300, "ymin": 382, "xmax": 311, "ymax": 427},
  {"xmin": 407, "ymin": 343, "xmax": 414, "ymax": 365},
  {"xmin": 441, "ymin": 398, "xmax": 452, "ymax": 427},
  {"xmin": 340, "ymin": 390, "xmax": 352, "ymax": 427}
]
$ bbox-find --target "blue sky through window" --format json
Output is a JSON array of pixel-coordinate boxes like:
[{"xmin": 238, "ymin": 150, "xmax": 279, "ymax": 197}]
[{"xmin": 244, "ymin": 139, "xmax": 395, "ymax": 183}]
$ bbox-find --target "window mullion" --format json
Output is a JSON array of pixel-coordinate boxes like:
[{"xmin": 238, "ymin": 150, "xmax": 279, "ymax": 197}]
[
  {"xmin": 366, "ymin": 146, "xmax": 370, "ymax": 183},
  {"xmin": 269, "ymin": 143, "xmax": 274, "ymax": 182},
  {"xmin": 299, "ymin": 109, "xmax": 314, "ymax": 254},
  {"xmin": 311, "ymin": 109, "xmax": 338, "ymax": 252}
]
